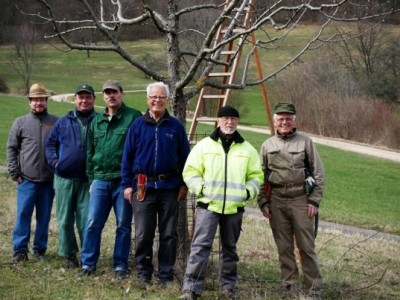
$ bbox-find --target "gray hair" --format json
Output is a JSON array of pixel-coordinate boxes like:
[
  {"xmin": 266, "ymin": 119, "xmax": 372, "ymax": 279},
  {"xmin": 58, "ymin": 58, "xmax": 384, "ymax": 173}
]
[{"xmin": 146, "ymin": 82, "xmax": 169, "ymax": 96}]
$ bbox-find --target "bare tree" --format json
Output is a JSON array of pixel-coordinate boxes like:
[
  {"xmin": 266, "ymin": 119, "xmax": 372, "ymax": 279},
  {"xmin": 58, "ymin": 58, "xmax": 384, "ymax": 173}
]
[
  {"xmin": 19, "ymin": 0, "xmax": 400, "ymax": 120},
  {"xmin": 19, "ymin": 0, "xmax": 400, "ymax": 268},
  {"xmin": 8, "ymin": 24, "xmax": 41, "ymax": 94}
]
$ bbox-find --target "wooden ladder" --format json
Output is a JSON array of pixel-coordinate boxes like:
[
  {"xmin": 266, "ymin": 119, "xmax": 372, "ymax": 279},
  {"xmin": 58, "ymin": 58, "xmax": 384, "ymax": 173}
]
[{"xmin": 188, "ymin": 0, "xmax": 274, "ymax": 144}]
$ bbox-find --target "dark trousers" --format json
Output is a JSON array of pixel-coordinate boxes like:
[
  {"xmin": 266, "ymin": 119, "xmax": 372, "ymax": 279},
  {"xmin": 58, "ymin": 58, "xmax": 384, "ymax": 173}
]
[
  {"xmin": 182, "ymin": 207, "xmax": 243, "ymax": 294},
  {"xmin": 132, "ymin": 188, "xmax": 179, "ymax": 281}
]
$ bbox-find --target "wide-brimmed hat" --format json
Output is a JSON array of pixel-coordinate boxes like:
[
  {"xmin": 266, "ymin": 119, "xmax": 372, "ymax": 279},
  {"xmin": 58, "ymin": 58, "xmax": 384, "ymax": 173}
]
[
  {"xmin": 273, "ymin": 102, "xmax": 296, "ymax": 114},
  {"xmin": 27, "ymin": 83, "xmax": 51, "ymax": 98}
]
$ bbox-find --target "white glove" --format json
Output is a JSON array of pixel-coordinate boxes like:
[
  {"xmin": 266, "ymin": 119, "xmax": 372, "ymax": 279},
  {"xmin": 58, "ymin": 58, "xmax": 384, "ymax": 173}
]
[{"xmin": 305, "ymin": 176, "xmax": 315, "ymax": 194}]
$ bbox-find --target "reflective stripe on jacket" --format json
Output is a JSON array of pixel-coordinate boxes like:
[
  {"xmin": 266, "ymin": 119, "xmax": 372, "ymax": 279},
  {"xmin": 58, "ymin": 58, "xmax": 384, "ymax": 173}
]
[{"xmin": 183, "ymin": 129, "xmax": 263, "ymax": 215}]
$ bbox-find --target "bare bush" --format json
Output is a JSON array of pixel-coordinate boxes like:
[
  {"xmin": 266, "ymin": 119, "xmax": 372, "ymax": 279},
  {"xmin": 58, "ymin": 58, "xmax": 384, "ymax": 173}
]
[{"xmin": 274, "ymin": 49, "xmax": 400, "ymax": 150}]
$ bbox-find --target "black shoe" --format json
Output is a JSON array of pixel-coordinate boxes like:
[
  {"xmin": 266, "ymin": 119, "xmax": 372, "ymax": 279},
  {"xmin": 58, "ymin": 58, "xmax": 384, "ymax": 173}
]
[
  {"xmin": 63, "ymin": 255, "xmax": 79, "ymax": 269},
  {"xmin": 115, "ymin": 270, "xmax": 129, "ymax": 279},
  {"xmin": 158, "ymin": 278, "xmax": 173, "ymax": 286},
  {"xmin": 33, "ymin": 251, "xmax": 45, "ymax": 261},
  {"xmin": 178, "ymin": 290, "xmax": 200, "ymax": 300},
  {"xmin": 12, "ymin": 252, "xmax": 29, "ymax": 263},
  {"xmin": 78, "ymin": 268, "xmax": 94, "ymax": 277}
]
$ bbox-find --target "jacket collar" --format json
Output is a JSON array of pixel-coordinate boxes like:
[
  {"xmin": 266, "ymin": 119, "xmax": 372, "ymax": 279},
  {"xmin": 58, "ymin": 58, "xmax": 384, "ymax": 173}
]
[
  {"xmin": 210, "ymin": 127, "xmax": 244, "ymax": 144},
  {"xmin": 143, "ymin": 109, "xmax": 171, "ymax": 124},
  {"xmin": 276, "ymin": 128, "xmax": 297, "ymax": 140}
]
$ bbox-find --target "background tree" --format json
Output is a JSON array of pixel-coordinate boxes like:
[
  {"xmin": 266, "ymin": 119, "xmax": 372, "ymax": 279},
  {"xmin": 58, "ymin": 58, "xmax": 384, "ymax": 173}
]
[
  {"xmin": 8, "ymin": 24, "xmax": 41, "ymax": 94},
  {"xmin": 333, "ymin": 21, "xmax": 400, "ymax": 102}
]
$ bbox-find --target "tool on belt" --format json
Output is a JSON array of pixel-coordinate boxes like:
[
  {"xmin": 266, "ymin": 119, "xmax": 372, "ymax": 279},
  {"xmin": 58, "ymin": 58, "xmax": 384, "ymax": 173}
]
[{"xmin": 137, "ymin": 174, "xmax": 147, "ymax": 201}]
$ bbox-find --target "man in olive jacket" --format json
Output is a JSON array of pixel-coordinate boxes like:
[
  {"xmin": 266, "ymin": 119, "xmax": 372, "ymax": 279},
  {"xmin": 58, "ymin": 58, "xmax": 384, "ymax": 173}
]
[
  {"xmin": 78, "ymin": 80, "xmax": 142, "ymax": 279},
  {"xmin": 258, "ymin": 102, "xmax": 325, "ymax": 299}
]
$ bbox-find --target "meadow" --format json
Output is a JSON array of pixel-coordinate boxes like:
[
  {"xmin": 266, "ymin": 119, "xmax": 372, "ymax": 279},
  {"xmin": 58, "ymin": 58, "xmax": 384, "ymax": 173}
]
[{"xmin": 0, "ymin": 26, "xmax": 399, "ymax": 299}]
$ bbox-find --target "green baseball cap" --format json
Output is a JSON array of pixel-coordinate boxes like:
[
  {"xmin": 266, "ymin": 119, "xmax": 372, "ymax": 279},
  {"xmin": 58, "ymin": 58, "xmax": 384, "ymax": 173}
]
[
  {"xmin": 75, "ymin": 83, "xmax": 95, "ymax": 95},
  {"xmin": 273, "ymin": 102, "xmax": 296, "ymax": 114}
]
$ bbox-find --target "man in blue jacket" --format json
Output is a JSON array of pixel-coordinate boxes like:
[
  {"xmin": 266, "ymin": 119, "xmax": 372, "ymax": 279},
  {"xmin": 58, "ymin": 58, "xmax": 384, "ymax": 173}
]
[
  {"xmin": 45, "ymin": 83, "xmax": 97, "ymax": 269},
  {"xmin": 121, "ymin": 81, "xmax": 190, "ymax": 284}
]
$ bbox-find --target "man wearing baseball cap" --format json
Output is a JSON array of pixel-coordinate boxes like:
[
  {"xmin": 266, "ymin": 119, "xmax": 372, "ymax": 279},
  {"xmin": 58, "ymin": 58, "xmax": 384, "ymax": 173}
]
[
  {"xmin": 258, "ymin": 102, "xmax": 325, "ymax": 299},
  {"xmin": 7, "ymin": 83, "xmax": 58, "ymax": 263},
  {"xmin": 79, "ymin": 80, "xmax": 142, "ymax": 279},
  {"xmin": 45, "ymin": 83, "xmax": 97, "ymax": 269}
]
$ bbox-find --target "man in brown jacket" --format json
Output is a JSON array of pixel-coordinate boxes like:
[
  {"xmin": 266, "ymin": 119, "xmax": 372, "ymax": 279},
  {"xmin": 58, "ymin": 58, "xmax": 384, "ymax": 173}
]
[{"xmin": 258, "ymin": 102, "xmax": 325, "ymax": 300}]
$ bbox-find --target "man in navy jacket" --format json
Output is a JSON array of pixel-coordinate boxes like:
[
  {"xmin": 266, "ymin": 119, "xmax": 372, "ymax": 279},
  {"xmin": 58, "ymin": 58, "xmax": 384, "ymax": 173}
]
[
  {"xmin": 45, "ymin": 84, "xmax": 96, "ymax": 269},
  {"xmin": 121, "ymin": 81, "xmax": 190, "ymax": 284}
]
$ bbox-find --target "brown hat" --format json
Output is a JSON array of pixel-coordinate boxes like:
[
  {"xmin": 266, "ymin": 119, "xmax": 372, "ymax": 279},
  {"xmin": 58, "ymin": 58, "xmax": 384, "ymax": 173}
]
[
  {"xmin": 273, "ymin": 102, "xmax": 296, "ymax": 114},
  {"xmin": 28, "ymin": 83, "xmax": 51, "ymax": 98},
  {"xmin": 102, "ymin": 80, "xmax": 122, "ymax": 92}
]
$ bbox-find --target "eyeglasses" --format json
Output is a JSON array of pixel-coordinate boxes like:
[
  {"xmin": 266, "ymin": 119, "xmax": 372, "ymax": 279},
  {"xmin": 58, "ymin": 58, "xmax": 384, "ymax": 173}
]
[
  {"xmin": 220, "ymin": 116, "xmax": 239, "ymax": 122},
  {"xmin": 148, "ymin": 95, "xmax": 167, "ymax": 101},
  {"xmin": 275, "ymin": 117, "xmax": 295, "ymax": 123}
]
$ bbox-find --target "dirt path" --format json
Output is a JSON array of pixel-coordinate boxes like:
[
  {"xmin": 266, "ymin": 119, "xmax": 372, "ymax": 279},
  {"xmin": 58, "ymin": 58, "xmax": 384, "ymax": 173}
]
[
  {"xmin": 245, "ymin": 207, "xmax": 400, "ymax": 243},
  {"xmin": 237, "ymin": 125, "xmax": 400, "ymax": 163}
]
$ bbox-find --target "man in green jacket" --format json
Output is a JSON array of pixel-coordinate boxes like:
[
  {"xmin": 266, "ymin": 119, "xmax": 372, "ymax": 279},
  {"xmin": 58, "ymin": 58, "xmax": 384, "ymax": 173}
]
[
  {"xmin": 179, "ymin": 105, "xmax": 263, "ymax": 300},
  {"xmin": 78, "ymin": 80, "xmax": 142, "ymax": 279}
]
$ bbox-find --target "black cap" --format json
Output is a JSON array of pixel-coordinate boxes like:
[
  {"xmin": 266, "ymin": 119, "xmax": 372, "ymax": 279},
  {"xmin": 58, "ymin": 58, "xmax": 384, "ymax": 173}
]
[
  {"xmin": 75, "ymin": 83, "xmax": 95, "ymax": 95},
  {"xmin": 217, "ymin": 105, "xmax": 240, "ymax": 118}
]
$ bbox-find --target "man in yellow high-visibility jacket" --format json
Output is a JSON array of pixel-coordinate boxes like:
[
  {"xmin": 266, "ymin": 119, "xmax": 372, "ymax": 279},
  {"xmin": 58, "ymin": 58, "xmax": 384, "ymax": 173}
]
[{"xmin": 179, "ymin": 105, "xmax": 263, "ymax": 300}]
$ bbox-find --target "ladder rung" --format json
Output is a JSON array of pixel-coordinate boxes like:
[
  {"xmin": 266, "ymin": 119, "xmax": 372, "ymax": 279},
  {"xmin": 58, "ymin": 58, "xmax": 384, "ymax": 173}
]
[
  {"xmin": 221, "ymin": 50, "xmax": 236, "ymax": 55},
  {"xmin": 195, "ymin": 117, "xmax": 218, "ymax": 123},
  {"xmin": 209, "ymin": 72, "xmax": 232, "ymax": 77},
  {"xmin": 202, "ymin": 95, "xmax": 227, "ymax": 99}
]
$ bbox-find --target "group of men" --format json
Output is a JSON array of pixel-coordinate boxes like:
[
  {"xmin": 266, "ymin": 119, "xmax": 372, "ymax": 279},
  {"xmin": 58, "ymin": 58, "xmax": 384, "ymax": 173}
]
[{"xmin": 7, "ymin": 80, "xmax": 325, "ymax": 299}]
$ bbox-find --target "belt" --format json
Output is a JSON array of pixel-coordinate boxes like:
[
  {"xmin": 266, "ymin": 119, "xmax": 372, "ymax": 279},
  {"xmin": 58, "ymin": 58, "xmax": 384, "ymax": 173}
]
[
  {"xmin": 271, "ymin": 182, "xmax": 304, "ymax": 188},
  {"xmin": 146, "ymin": 173, "xmax": 176, "ymax": 181}
]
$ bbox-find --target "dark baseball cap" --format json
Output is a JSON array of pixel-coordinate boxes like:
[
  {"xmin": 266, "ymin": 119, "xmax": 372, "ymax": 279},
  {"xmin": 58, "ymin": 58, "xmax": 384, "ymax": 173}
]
[{"xmin": 75, "ymin": 83, "xmax": 95, "ymax": 95}]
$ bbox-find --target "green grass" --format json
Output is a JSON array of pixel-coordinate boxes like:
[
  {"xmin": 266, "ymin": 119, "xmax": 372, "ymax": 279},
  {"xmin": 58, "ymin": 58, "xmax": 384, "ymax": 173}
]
[{"xmin": 0, "ymin": 176, "xmax": 399, "ymax": 299}]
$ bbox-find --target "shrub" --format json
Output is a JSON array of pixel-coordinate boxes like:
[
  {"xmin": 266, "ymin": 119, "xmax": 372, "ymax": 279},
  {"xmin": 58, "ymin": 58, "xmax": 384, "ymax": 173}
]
[{"xmin": 0, "ymin": 78, "xmax": 9, "ymax": 93}]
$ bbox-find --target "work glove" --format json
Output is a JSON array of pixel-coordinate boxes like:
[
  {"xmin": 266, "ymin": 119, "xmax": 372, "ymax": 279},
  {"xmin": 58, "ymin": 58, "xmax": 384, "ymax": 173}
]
[{"xmin": 305, "ymin": 176, "xmax": 316, "ymax": 195}]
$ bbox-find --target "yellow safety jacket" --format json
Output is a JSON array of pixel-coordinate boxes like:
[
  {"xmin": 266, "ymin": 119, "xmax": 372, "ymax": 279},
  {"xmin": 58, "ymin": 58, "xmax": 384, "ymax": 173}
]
[{"xmin": 183, "ymin": 129, "xmax": 263, "ymax": 214}]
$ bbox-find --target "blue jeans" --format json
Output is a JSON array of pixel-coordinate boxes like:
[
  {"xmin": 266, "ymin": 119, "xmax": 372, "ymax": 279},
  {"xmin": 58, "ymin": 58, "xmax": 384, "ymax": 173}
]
[
  {"xmin": 132, "ymin": 188, "xmax": 179, "ymax": 281},
  {"xmin": 13, "ymin": 179, "xmax": 54, "ymax": 254},
  {"xmin": 80, "ymin": 179, "xmax": 132, "ymax": 271}
]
